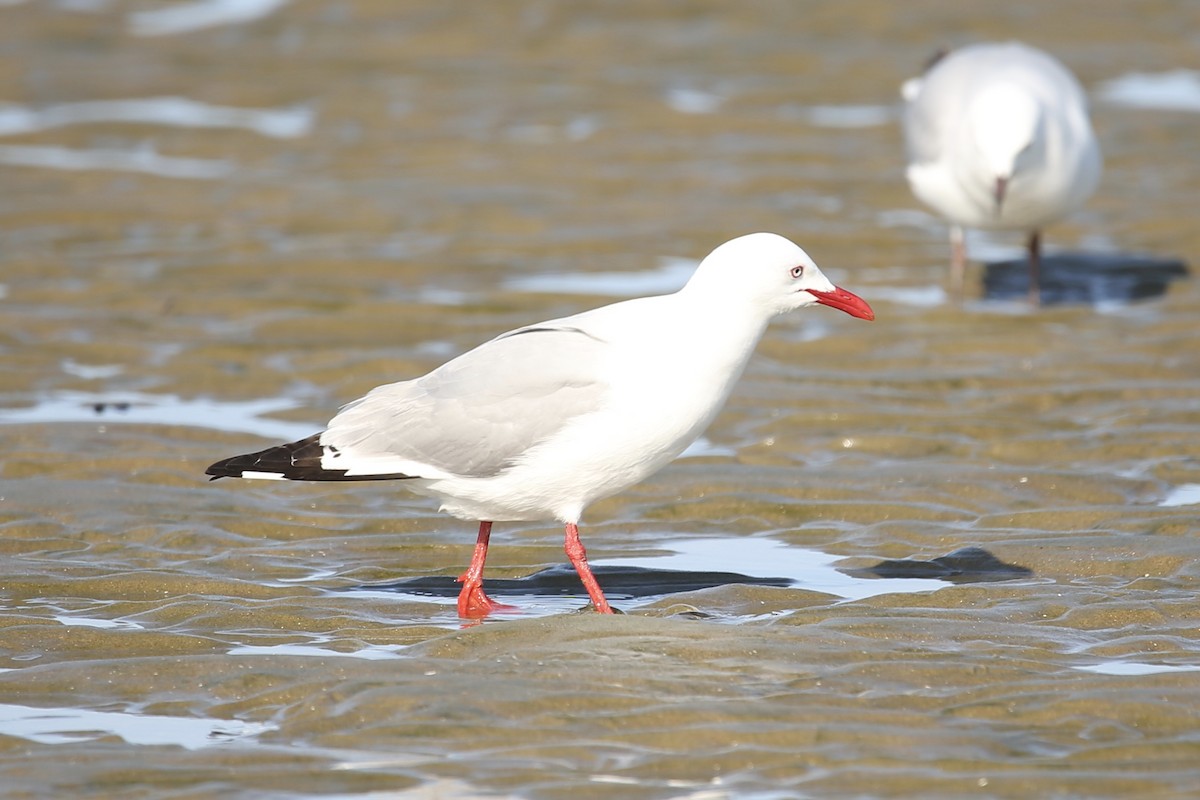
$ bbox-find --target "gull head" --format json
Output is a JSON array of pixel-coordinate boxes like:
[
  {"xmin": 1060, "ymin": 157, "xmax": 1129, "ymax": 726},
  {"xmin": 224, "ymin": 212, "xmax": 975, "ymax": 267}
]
[{"xmin": 686, "ymin": 232, "xmax": 874, "ymax": 320}]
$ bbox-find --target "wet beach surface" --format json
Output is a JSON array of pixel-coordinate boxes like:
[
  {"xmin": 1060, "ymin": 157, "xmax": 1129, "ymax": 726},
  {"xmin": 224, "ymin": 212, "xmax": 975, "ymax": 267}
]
[{"xmin": 2, "ymin": 1, "xmax": 1200, "ymax": 797}]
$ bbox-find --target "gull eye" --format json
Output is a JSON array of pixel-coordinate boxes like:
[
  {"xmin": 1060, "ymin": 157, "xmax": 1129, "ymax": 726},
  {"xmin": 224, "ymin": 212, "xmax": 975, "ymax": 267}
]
[{"xmin": 790, "ymin": 265, "xmax": 805, "ymax": 279}]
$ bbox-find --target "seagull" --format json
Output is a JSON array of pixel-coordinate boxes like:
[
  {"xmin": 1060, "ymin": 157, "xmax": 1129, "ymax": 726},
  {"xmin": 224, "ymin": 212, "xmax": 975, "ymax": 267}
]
[
  {"xmin": 206, "ymin": 233, "xmax": 875, "ymax": 618},
  {"xmin": 901, "ymin": 42, "xmax": 1102, "ymax": 304}
]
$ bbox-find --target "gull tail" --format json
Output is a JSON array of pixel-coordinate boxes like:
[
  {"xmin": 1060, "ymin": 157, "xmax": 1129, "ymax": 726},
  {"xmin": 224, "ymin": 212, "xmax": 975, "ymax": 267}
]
[{"xmin": 205, "ymin": 434, "xmax": 415, "ymax": 482}]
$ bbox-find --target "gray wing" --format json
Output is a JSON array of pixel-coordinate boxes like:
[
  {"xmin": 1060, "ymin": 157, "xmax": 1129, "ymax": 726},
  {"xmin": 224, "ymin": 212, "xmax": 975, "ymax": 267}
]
[
  {"xmin": 902, "ymin": 55, "xmax": 961, "ymax": 167},
  {"xmin": 321, "ymin": 325, "xmax": 610, "ymax": 479},
  {"xmin": 902, "ymin": 78, "xmax": 946, "ymax": 166},
  {"xmin": 902, "ymin": 46, "xmax": 991, "ymax": 165}
]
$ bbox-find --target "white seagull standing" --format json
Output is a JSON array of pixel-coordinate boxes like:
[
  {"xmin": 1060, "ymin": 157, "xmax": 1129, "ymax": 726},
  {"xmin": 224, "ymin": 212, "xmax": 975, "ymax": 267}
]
[
  {"xmin": 207, "ymin": 233, "xmax": 875, "ymax": 618},
  {"xmin": 901, "ymin": 42, "xmax": 1102, "ymax": 304}
]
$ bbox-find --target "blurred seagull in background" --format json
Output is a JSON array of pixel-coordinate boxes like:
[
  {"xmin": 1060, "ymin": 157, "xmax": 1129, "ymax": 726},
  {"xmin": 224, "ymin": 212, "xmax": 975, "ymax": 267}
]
[
  {"xmin": 206, "ymin": 233, "xmax": 874, "ymax": 619},
  {"xmin": 902, "ymin": 42, "xmax": 1102, "ymax": 305}
]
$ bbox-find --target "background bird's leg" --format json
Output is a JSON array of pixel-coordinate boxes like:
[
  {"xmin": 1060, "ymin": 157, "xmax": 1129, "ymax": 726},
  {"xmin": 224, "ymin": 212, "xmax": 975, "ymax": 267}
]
[
  {"xmin": 563, "ymin": 523, "xmax": 615, "ymax": 614},
  {"xmin": 456, "ymin": 521, "xmax": 509, "ymax": 618},
  {"xmin": 1027, "ymin": 230, "xmax": 1042, "ymax": 307},
  {"xmin": 949, "ymin": 224, "xmax": 967, "ymax": 304}
]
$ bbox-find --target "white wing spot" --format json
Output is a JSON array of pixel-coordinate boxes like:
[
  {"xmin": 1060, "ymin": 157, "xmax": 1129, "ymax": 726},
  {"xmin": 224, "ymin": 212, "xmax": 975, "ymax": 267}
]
[{"xmin": 242, "ymin": 471, "xmax": 288, "ymax": 481}]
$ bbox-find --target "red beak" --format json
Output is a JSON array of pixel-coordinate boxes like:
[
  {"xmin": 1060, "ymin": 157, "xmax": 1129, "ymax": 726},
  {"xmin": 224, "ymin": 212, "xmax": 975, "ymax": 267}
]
[{"xmin": 808, "ymin": 286, "xmax": 875, "ymax": 321}]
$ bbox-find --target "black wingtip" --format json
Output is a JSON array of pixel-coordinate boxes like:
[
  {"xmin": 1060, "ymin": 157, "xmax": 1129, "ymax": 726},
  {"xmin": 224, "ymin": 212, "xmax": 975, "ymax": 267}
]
[
  {"xmin": 205, "ymin": 434, "xmax": 421, "ymax": 483},
  {"xmin": 205, "ymin": 453, "xmax": 247, "ymax": 479}
]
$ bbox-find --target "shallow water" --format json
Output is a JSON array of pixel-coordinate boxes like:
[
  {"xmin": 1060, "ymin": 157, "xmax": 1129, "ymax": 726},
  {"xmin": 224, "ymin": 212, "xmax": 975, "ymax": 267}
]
[{"xmin": 2, "ymin": 1, "xmax": 1200, "ymax": 798}]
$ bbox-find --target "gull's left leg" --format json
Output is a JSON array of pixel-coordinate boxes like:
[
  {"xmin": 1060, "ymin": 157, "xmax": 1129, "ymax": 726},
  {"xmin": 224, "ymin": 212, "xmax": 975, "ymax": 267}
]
[{"xmin": 563, "ymin": 522, "xmax": 614, "ymax": 614}]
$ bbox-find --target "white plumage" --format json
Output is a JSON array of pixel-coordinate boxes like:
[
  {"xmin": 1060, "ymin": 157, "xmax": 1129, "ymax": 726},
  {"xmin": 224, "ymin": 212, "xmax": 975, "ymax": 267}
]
[
  {"xmin": 902, "ymin": 42, "xmax": 1102, "ymax": 303},
  {"xmin": 208, "ymin": 233, "xmax": 874, "ymax": 617}
]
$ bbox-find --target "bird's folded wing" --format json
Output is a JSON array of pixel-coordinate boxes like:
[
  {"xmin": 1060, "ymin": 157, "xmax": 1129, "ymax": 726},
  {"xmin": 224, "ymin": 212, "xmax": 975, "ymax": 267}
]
[
  {"xmin": 321, "ymin": 325, "xmax": 610, "ymax": 479},
  {"xmin": 902, "ymin": 85, "xmax": 950, "ymax": 166}
]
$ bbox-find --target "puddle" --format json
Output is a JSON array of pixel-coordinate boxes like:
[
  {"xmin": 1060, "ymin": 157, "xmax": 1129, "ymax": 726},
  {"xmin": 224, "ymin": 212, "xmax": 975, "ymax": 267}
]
[
  {"xmin": 600, "ymin": 537, "xmax": 956, "ymax": 602},
  {"xmin": 1098, "ymin": 69, "xmax": 1200, "ymax": 113},
  {"xmin": 1074, "ymin": 662, "xmax": 1200, "ymax": 676},
  {"xmin": 361, "ymin": 536, "xmax": 956, "ymax": 618},
  {"xmin": 0, "ymin": 391, "xmax": 315, "ymax": 441},
  {"xmin": 664, "ymin": 87, "xmax": 725, "ymax": 115},
  {"xmin": 0, "ymin": 97, "xmax": 313, "ymax": 139},
  {"xmin": 129, "ymin": 0, "xmax": 292, "ymax": 37},
  {"xmin": 228, "ymin": 641, "xmax": 407, "ymax": 660},
  {"xmin": 0, "ymin": 702, "xmax": 277, "ymax": 749},
  {"xmin": 60, "ymin": 360, "xmax": 125, "ymax": 380},
  {"xmin": 866, "ymin": 285, "xmax": 947, "ymax": 308},
  {"xmin": 503, "ymin": 255, "xmax": 695, "ymax": 296},
  {"xmin": 1160, "ymin": 484, "xmax": 1200, "ymax": 508},
  {"xmin": 53, "ymin": 614, "xmax": 145, "ymax": 631},
  {"xmin": 0, "ymin": 143, "xmax": 235, "ymax": 179},
  {"xmin": 784, "ymin": 103, "xmax": 895, "ymax": 128}
]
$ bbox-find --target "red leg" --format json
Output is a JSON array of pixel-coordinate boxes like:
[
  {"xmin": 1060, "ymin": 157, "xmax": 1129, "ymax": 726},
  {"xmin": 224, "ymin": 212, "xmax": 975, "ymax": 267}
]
[
  {"xmin": 949, "ymin": 224, "xmax": 967, "ymax": 304},
  {"xmin": 563, "ymin": 523, "xmax": 614, "ymax": 614},
  {"xmin": 456, "ymin": 521, "xmax": 514, "ymax": 618},
  {"xmin": 1027, "ymin": 230, "xmax": 1042, "ymax": 307}
]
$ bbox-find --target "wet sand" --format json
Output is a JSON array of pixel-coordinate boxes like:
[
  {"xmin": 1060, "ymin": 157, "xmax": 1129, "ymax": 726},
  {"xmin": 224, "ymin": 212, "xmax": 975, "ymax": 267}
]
[{"xmin": 2, "ymin": 1, "xmax": 1199, "ymax": 797}]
